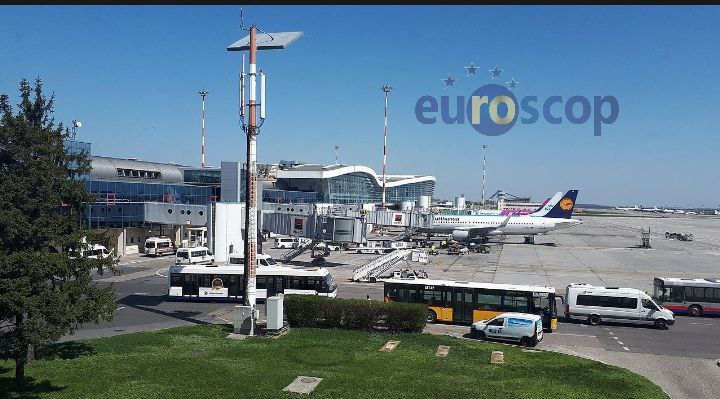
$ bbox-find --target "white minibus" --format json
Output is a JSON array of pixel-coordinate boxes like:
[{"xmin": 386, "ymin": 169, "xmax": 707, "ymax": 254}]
[
  {"xmin": 175, "ymin": 246, "xmax": 215, "ymax": 265},
  {"xmin": 565, "ymin": 283, "xmax": 674, "ymax": 329},
  {"xmin": 145, "ymin": 236, "xmax": 175, "ymax": 257}
]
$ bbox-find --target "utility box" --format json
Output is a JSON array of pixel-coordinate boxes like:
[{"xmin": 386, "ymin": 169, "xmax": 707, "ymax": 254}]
[
  {"xmin": 234, "ymin": 305, "xmax": 254, "ymax": 335},
  {"xmin": 267, "ymin": 296, "xmax": 284, "ymax": 330}
]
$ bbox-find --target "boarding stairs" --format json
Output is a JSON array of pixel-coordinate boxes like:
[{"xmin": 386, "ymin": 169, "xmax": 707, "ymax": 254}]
[
  {"xmin": 280, "ymin": 241, "xmax": 312, "ymax": 263},
  {"xmin": 352, "ymin": 248, "xmax": 412, "ymax": 282}
]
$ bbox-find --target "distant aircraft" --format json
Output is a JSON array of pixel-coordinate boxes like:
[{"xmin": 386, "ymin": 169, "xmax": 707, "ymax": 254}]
[
  {"xmin": 420, "ymin": 190, "xmax": 582, "ymax": 244},
  {"xmin": 640, "ymin": 206, "xmax": 662, "ymax": 213},
  {"xmin": 615, "ymin": 205, "xmax": 641, "ymax": 211}
]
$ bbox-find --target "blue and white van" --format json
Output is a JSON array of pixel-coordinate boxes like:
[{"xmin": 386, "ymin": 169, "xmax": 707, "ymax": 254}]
[{"xmin": 470, "ymin": 312, "xmax": 543, "ymax": 347}]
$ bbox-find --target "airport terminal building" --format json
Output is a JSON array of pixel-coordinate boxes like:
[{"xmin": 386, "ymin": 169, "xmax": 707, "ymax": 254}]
[
  {"xmin": 68, "ymin": 141, "xmax": 435, "ymax": 254},
  {"xmin": 266, "ymin": 164, "xmax": 436, "ymax": 205}
]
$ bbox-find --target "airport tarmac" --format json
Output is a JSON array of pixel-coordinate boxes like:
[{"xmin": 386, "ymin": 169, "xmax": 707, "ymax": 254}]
[
  {"xmin": 65, "ymin": 215, "xmax": 720, "ymax": 399},
  {"xmin": 275, "ymin": 215, "xmax": 720, "ymax": 294}
]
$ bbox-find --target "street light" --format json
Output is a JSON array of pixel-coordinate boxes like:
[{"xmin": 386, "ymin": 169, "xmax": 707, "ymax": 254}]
[{"xmin": 227, "ymin": 26, "xmax": 302, "ymax": 336}]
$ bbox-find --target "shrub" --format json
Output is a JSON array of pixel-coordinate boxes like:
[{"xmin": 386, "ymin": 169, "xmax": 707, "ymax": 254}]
[{"xmin": 283, "ymin": 295, "xmax": 426, "ymax": 333}]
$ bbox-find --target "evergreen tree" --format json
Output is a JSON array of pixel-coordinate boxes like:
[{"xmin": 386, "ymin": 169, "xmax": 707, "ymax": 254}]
[{"xmin": 0, "ymin": 78, "xmax": 117, "ymax": 389}]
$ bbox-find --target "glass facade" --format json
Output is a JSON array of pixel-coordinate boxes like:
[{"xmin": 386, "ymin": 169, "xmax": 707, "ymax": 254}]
[
  {"xmin": 183, "ymin": 168, "xmax": 221, "ymax": 185},
  {"xmin": 263, "ymin": 189, "xmax": 324, "ymax": 204},
  {"xmin": 385, "ymin": 180, "xmax": 435, "ymax": 204},
  {"xmin": 85, "ymin": 202, "xmax": 145, "ymax": 228},
  {"xmin": 273, "ymin": 172, "xmax": 435, "ymax": 205},
  {"xmin": 86, "ymin": 180, "xmax": 219, "ymax": 205},
  {"xmin": 84, "ymin": 180, "xmax": 219, "ymax": 228}
]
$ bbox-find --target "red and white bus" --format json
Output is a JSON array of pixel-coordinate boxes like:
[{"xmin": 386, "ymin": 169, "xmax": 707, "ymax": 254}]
[
  {"xmin": 145, "ymin": 236, "xmax": 175, "ymax": 257},
  {"xmin": 653, "ymin": 277, "xmax": 720, "ymax": 317}
]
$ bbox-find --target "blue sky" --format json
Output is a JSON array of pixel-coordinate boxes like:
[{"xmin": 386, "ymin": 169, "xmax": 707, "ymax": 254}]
[{"xmin": 2, "ymin": 6, "xmax": 719, "ymax": 207}]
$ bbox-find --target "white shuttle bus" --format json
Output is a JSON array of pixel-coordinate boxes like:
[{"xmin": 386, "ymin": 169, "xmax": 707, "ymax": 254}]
[
  {"xmin": 565, "ymin": 283, "xmax": 674, "ymax": 329},
  {"xmin": 167, "ymin": 264, "xmax": 337, "ymax": 301},
  {"xmin": 175, "ymin": 246, "xmax": 214, "ymax": 265},
  {"xmin": 228, "ymin": 253, "xmax": 278, "ymax": 267},
  {"xmin": 144, "ymin": 236, "xmax": 175, "ymax": 257}
]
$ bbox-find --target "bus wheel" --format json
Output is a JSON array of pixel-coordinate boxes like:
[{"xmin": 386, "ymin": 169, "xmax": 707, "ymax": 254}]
[
  {"xmin": 654, "ymin": 319, "xmax": 668, "ymax": 330},
  {"xmin": 520, "ymin": 337, "xmax": 533, "ymax": 347},
  {"xmin": 588, "ymin": 315, "xmax": 601, "ymax": 326},
  {"xmin": 426, "ymin": 310, "xmax": 437, "ymax": 324},
  {"xmin": 689, "ymin": 305, "xmax": 703, "ymax": 317}
]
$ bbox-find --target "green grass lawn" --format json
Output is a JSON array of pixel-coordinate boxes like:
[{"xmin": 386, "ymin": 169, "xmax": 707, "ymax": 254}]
[{"xmin": 1, "ymin": 325, "xmax": 668, "ymax": 399}]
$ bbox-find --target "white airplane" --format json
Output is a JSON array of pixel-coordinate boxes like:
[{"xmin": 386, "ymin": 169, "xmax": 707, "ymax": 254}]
[
  {"xmin": 615, "ymin": 205, "xmax": 641, "ymax": 211},
  {"xmin": 640, "ymin": 206, "xmax": 662, "ymax": 213},
  {"xmin": 421, "ymin": 190, "xmax": 582, "ymax": 244}
]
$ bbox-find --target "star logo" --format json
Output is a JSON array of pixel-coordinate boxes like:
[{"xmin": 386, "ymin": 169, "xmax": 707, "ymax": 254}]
[
  {"xmin": 490, "ymin": 65, "xmax": 502, "ymax": 79},
  {"xmin": 506, "ymin": 78, "xmax": 519, "ymax": 89},
  {"xmin": 465, "ymin": 63, "xmax": 478, "ymax": 76},
  {"xmin": 442, "ymin": 74, "xmax": 455, "ymax": 88}
]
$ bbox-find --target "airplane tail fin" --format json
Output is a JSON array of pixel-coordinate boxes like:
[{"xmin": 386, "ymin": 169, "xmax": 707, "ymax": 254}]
[
  {"xmin": 542, "ymin": 190, "xmax": 579, "ymax": 219},
  {"xmin": 530, "ymin": 192, "xmax": 563, "ymax": 217}
]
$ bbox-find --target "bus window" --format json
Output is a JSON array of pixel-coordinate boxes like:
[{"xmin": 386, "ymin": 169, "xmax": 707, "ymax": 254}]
[
  {"xmin": 257, "ymin": 276, "xmax": 266, "ymax": 289},
  {"xmin": 503, "ymin": 292, "xmax": 530, "ymax": 313},
  {"xmin": 170, "ymin": 273, "xmax": 183, "ymax": 287},
  {"xmin": 476, "ymin": 291, "xmax": 503, "ymax": 311}
]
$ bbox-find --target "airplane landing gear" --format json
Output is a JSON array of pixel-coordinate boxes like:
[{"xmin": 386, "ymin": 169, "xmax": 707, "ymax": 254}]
[{"xmin": 524, "ymin": 235, "xmax": 535, "ymax": 244}]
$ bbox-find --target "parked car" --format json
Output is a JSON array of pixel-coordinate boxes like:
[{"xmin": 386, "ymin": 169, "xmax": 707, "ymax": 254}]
[
  {"xmin": 471, "ymin": 313, "xmax": 544, "ymax": 347},
  {"xmin": 315, "ymin": 242, "xmax": 341, "ymax": 251}
]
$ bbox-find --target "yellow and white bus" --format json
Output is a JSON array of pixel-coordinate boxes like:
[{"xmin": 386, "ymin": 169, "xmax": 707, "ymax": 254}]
[{"xmin": 384, "ymin": 278, "xmax": 558, "ymax": 331}]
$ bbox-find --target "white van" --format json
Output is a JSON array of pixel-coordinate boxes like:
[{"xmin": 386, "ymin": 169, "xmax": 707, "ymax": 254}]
[
  {"xmin": 470, "ymin": 313, "xmax": 543, "ymax": 347},
  {"xmin": 356, "ymin": 241, "xmax": 391, "ymax": 254},
  {"xmin": 228, "ymin": 253, "xmax": 278, "ymax": 267},
  {"xmin": 84, "ymin": 244, "xmax": 112, "ymax": 260},
  {"xmin": 144, "ymin": 236, "xmax": 175, "ymax": 257},
  {"xmin": 275, "ymin": 237, "xmax": 298, "ymax": 249},
  {"xmin": 175, "ymin": 246, "xmax": 214, "ymax": 265},
  {"xmin": 565, "ymin": 283, "xmax": 674, "ymax": 329}
]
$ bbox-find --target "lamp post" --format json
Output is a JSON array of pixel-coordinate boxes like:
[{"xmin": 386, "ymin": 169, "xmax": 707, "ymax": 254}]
[{"xmin": 228, "ymin": 26, "xmax": 303, "ymax": 336}]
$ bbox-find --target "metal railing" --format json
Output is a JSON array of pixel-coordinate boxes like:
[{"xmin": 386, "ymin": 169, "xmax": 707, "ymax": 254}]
[{"xmin": 352, "ymin": 248, "xmax": 412, "ymax": 282}]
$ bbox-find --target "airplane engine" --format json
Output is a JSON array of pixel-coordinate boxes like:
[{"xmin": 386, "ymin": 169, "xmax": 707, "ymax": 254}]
[{"xmin": 452, "ymin": 230, "xmax": 470, "ymax": 241}]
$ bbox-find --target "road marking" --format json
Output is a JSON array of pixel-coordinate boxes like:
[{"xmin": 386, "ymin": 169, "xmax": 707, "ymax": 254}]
[
  {"xmin": 609, "ymin": 332, "xmax": 615, "ymax": 336},
  {"xmin": 617, "ymin": 341, "xmax": 624, "ymax": 345},
  {"xmin": 622, "ymin": 346, "xmax": 630, "ymax": 351},
  {"xmin": 612, "ymin": 336, "xmax": 619, "ymax": 340},
  {"xmin": 133, "ymin": 292, "xmax": 147, "ymax": 295},
  {"xmin": 116, "ymin": 306, "xmax": 125, "ymax": 311},
  {"xmin": 155, "ymin": 268, "xmax": 168, "ymax": 278}
]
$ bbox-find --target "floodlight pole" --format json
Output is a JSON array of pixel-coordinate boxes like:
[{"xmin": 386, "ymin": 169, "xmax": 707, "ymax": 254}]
[
  {"xmin": 381, "ymin": 85, "xmax": 392, "ymax": 208},
  {"xmin": 481, "ymin": 144, "xmax": 488, "ymax": 208},
  {"xmin": 199, "ymin": 90, "xmax": 209, "ymax": 168}
]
